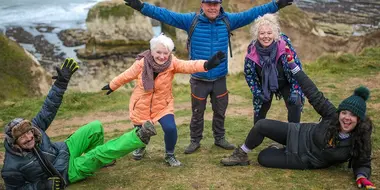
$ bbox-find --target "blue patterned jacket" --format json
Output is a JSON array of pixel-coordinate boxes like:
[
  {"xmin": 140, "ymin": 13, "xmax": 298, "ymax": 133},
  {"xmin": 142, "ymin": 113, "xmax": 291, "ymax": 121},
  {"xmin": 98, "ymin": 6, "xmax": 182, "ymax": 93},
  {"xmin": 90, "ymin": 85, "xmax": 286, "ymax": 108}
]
[{"xmin": 244, "ymin": 34, "xmax": 305, "ymax": 115}]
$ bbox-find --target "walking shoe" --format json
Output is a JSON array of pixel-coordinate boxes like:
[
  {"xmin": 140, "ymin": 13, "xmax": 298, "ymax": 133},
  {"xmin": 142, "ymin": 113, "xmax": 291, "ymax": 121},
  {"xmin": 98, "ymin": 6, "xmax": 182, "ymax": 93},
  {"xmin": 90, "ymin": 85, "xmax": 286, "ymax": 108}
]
[
  {"xmin": 220, "ymin": 146, "xmax": 250, "ymax": 166},
  {"xmin": 184, "ymin": 140, "xmax": 200, "ymax": 154},
  {"xmin": 132, "ymin": 147, "xmax": 146, "ymax": 160},
  {"xmin": 165, "ymin": 153, "xmax": 181, "ymax": 167},
  {"xmin": 137, "ymin": 121, "xmax": 157, "ymax": 144},
  {"xmin": 215, "ymin": 137, "xmax": 235, "ymax": 150}
]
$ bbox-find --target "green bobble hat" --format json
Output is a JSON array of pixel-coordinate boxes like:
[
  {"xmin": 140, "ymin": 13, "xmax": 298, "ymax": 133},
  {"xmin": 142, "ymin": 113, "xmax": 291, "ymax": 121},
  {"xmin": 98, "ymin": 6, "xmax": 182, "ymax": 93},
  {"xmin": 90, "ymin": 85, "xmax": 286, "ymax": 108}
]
[{"xmin": 338, "ymin": 86, "xmax": 370, "ymax": 120}]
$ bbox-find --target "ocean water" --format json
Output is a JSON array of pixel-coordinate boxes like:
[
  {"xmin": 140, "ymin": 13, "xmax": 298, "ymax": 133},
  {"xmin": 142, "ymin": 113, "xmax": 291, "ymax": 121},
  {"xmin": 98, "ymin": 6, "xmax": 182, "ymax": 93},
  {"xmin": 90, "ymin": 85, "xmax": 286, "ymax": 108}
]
[{"xmin": 0, "ymin": 0, "xmax": 107, "ymax": 31}]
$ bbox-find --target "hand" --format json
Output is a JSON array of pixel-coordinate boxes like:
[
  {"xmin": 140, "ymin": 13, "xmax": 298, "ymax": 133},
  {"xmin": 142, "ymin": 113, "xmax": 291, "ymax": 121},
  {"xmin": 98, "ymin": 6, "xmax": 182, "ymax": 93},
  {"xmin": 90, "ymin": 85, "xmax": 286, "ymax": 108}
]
[
  {"xmin": 258, "ymin": 94, "xmax": 270, "ymax": 103},
  {"xmin": 53, "ymin": 58, "xmax": 79, "ymax": 89},
  {"xmin": 288, "ymin": 92, "xmax": 299, "ymax": 105},
  {"xmin": 101, "ymin": 84, "xmax": 114, "ymax": 95},
  {"xmin": 204, "ymin": 51, "xmax": 226, "ymax": 71},
  {"xmin": 356, "ymin": 176, "xmax": 376, "ymax": 189},
  {"xmin": 124, "ymin": 0, "xmax": 143, "ymax": 11},
  {"xmin": 37, "ymin": 177, "xmax": 63, "ymax": 190},
  {"xmin": 276, "ymin": 0, "xmax": 293, "ymax": 10},
  {"xmin": 285, "ymin": 50, "xmax": 298, "ymax": 70}
]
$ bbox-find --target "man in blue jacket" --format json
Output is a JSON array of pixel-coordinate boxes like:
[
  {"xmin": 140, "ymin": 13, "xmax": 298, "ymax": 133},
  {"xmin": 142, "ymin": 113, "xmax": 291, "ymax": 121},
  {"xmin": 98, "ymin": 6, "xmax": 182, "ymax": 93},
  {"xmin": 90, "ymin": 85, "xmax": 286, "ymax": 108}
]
[
  {"xmin": 124, "ymin": 0, "xmax": 294, "ymax": 154},
  {"xmin": 1, "ymin": 58, "xmax": 157, "ymax": 189}
]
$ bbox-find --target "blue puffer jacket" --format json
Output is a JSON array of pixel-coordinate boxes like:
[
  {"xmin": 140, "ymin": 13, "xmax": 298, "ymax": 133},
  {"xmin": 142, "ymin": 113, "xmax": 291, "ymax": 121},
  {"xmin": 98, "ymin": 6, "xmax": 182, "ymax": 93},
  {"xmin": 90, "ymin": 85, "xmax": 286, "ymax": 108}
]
[
  {"xmin": 141, "ymin": 1, "xmax": 278, "ymax": 80},
  {"xmin": 1, "ymin": 85, "xmax": 70, "ymax": 190}
]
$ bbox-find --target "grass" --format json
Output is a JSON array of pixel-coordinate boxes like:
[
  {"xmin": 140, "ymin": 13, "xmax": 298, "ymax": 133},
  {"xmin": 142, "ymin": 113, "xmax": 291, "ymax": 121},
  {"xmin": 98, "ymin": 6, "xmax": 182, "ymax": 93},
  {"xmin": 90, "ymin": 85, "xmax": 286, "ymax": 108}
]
[
  {"xmin": 86, "ymin": 2, "xmax": 134, "ymax": 22},
  {"xmin": 0, "ymin": 34, "xmax": 41, "ymax": 101},
  {"xmin": 0, "ymin": 47, "xmax": 380, "ymax": 189}
]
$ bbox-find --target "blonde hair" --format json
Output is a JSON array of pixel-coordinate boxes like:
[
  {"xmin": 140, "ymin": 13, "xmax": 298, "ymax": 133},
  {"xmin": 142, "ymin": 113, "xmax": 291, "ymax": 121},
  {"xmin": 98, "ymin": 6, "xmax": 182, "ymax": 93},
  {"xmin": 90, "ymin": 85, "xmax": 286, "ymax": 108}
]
[
  {"xmin": 150, "ymin": 34, "xmax": 175, "ymax": 52},
  {"xmin": 250, "ymin": 14, "xmax": 281, "ymax": 42}
]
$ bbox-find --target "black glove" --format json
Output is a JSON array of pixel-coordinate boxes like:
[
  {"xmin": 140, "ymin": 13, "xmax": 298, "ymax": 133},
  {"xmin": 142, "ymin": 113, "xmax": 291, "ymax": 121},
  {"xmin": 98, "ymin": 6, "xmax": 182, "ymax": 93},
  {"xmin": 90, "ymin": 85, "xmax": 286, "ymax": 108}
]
[
  {"xmin": 204, "ymin": 51, "xmax": 226, "ymax": 71},
  {"xmin": 124, "ymin": 0, "xmax": 143, "ymax": 11},
  {"xmin": 101, "ymin": 84, "xmax": 114, "ymax": 95},
  {"xmin": 53, "ymin": 58, "xmax": 79, "ymax": 90},
  {"xmin": 276, "ymin": 0, "xmax": 293, "ymax": 10},
  {"xmin": 37, "ymin": 177, "xmax": 64, "ymax": 190}
]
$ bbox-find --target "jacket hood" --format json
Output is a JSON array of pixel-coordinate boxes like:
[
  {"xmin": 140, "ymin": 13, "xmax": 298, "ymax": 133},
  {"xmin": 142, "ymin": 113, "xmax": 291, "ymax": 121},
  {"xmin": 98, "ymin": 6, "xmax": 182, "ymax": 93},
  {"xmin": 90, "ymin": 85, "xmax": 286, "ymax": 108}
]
[{"xmin": 4, "ymin": 118, "xmax": 42, "ymax": 156}]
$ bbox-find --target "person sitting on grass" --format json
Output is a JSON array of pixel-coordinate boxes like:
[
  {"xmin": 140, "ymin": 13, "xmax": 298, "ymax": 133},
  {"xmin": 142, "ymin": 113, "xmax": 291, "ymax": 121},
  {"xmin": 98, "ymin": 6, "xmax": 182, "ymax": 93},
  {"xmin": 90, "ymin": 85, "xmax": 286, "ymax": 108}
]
[
  {"xmin": 221, "ymin": 59, "xmax": 376, "ymax": 189},
  {"xmin": 101, "ymin": 34, "xmax": 225, "ymax": 167},
  {"xmin": 1, "ymin": 58, "xmax": 157, "ymax": 190}
]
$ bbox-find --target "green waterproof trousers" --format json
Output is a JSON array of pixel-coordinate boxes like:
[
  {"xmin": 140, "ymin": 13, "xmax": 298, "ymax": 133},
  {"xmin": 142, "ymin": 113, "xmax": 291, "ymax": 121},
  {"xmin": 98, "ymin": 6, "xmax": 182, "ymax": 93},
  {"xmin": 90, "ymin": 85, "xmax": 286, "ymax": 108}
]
[{"xmin": 65, "ymin": 120, "xmax": 145, "ymax": 183}]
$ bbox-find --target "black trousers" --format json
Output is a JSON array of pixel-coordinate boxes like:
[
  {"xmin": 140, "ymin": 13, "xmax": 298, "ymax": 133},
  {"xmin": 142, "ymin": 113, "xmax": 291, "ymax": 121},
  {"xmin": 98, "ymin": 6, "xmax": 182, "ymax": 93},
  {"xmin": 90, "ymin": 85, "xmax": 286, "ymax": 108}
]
[
  {"xmin": 189, "ymin": 77, "xmax": 228, "ymax": 142},
  {"xmin": 245, "ymin": 119, "xmax": 308, "ymax": 169},
  {"xmin": 254, "ymin": 84, "xmax": 302, "ymax": 124}
]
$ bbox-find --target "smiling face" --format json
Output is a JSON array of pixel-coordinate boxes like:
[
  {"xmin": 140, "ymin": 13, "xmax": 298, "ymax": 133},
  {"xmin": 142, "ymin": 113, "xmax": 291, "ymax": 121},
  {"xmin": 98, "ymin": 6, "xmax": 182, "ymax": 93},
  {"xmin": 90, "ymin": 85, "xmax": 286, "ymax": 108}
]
[
  {"xmin": 16, "ymin": 130, "xmax": 35, "ymax": 150},
  {"xmin": 201, "ymin": 2, "xmax": 221, "ymax": 21},
  {"xmin": 151, "ymin": 43, "xmax": 171, "ymax": 65},
  {"xmin": 339, "ymin": 110, "xmax": 358, "ymax": 133},
  {"xmin": 257, "ymin": 24, "xmax": 275, "ymax": 48}
]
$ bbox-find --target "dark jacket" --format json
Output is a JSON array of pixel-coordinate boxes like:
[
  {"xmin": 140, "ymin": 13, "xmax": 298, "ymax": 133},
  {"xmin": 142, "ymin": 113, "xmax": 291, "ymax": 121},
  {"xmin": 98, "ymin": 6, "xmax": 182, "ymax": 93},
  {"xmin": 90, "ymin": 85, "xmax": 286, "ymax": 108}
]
[
  {"xmin": 287, "ymin": 70, "xmax": 371, "ymax": 178},
  {"xmin": 1, "ymin": 85, "xmax": 70, "ymax": 190},
  {"xmin": 140, "ymin": 2, "xmax": 278, "ymax": 80}
]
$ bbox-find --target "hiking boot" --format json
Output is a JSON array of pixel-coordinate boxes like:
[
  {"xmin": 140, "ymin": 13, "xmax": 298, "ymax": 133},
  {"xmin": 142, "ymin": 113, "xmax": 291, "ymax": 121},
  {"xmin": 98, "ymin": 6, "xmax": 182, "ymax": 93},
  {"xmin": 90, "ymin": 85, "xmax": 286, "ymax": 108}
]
[
  {"xmin": 215, "ymin": 137, "xmax": 235, "ymax": 150},
  {"xmin": 220, "ymin": 146, "xmax": 250, "ymax": 166},
  {"xmin": 132, "ymin": 147, "xmax": 146, "ymax": 160},
  {"xmin": 165, "ymin": 153, "xmax": 181, "ymax": 167},
  {"xmin": 184, "ymin": 140, "xmax": 200, "ymax": 154},
  {"xmin": 137, "ymin": 121, "xmax": 157, "ymax": 144}
]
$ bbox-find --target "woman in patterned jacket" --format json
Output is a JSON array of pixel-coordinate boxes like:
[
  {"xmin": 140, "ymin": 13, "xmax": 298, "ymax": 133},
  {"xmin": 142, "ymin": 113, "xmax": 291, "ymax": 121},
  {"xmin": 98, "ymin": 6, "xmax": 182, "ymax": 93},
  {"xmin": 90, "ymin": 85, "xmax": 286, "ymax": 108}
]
[{"xmin": 243, "ymin": 14, "xmax": 304, "ymax": 124}]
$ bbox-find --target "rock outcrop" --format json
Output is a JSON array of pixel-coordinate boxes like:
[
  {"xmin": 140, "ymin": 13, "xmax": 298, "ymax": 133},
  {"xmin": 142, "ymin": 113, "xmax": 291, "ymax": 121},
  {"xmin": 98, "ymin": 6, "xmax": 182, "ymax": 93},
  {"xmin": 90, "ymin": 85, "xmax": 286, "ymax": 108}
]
[{"xmin": 0, "ymin": 34, "xmax": 51, "ymax": 101}]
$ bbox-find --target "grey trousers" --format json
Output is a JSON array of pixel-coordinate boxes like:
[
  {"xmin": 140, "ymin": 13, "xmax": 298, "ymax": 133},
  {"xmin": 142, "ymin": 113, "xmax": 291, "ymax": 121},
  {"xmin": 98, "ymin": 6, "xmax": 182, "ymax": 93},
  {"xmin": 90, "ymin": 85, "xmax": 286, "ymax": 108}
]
[{"xmin": 189, "ymin": 77, "xmax": 228, "ymax": 143}]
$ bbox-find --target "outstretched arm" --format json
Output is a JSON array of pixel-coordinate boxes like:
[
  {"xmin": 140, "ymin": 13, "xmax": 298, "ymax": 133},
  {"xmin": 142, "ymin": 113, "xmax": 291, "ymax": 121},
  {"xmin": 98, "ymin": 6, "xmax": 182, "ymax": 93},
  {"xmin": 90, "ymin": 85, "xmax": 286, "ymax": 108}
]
[
  {"xmin": 288, "ymin": 63, "xmax": 336, "ymax": 119},
  {"xmin": 125, "ymin": 0, "xmax": 193, "ymax": 31},
  {"xmin": 226, "ymin": 1, "xmax": 278, "ymax": 30},
  {"xmin": 108, "ymin": 59, "xmax": 143, "ymax": 92},
  {"xmin": 32, "ymin": 58, "xmax": 79, "ymax": 131}
]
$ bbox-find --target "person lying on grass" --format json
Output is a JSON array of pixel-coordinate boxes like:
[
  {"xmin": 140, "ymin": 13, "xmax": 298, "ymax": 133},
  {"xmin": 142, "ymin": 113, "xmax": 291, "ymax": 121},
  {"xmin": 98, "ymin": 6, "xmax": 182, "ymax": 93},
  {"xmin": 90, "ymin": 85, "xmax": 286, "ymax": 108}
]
[
  {"xmin": 101, "ymin": 34, "xmax": 225, "ymax": 167},
  {"xmin": 221, "ymin": 59, "xmax": 376, "ymax": 189},
  {"xmin": 1, "ymin": 58, "xmax": 157, "ymax": 190}
]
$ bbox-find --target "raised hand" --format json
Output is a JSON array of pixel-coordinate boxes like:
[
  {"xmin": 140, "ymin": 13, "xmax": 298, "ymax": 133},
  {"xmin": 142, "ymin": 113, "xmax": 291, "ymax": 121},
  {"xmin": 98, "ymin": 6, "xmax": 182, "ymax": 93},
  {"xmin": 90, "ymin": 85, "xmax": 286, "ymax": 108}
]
[
  {"xmin": 204, "ymin": 51, "xmax": 226, "ymax": 71},
  {"xmin": 276, "ymin": 0, "xmax": 293, "ymax": 10},
  {"xmin": 124, "ymin": 0, "xmax": 143, "ymax": 11},
  {"xmin": 101, "ymin": 84, "xmax": 114, "ymax": 95},
  {"xmin": 53, "ymin": 58, "xmax": 79, "ymax": 89}
]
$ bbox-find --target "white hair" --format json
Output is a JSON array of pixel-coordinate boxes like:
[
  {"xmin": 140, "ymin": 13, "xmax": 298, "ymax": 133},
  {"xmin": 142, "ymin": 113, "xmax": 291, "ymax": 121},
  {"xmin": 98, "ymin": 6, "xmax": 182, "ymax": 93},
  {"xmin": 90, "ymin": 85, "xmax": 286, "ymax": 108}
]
[
  {"xmin": 250, "ymin": 14, "xmax": 281, "ymax": 42},
  {"xmin": 150, "ymin": 34, "xmax": 175, "ymax": 52}
]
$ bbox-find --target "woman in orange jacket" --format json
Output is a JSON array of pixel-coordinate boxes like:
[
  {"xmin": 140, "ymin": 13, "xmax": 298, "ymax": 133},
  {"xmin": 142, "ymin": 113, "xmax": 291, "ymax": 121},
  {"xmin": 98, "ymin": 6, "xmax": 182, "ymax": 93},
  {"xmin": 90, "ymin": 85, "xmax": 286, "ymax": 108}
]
[{"xmin": 102, "ymin": 34, "xmax": 225, "ymax": 166}]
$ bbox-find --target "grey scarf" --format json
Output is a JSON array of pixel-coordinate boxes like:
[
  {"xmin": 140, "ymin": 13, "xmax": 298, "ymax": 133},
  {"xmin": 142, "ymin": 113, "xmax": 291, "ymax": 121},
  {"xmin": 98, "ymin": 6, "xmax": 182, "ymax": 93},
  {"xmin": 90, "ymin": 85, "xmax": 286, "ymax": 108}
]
[
  {"xmin": 255, "ymin": 41, "xmax": 278, "ymax": 101},
  {"xmin": 137, "ymin": 50, "xmax": 172, "ymax": 91}
]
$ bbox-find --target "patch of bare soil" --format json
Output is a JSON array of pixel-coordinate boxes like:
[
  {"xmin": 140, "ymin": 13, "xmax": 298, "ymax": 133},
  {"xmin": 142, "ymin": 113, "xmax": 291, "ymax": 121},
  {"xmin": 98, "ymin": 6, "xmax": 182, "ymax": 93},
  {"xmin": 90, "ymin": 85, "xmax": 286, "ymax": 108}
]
[{"xmin": 45, "ymin": 95, "xmax": 251, "ymax": 137}]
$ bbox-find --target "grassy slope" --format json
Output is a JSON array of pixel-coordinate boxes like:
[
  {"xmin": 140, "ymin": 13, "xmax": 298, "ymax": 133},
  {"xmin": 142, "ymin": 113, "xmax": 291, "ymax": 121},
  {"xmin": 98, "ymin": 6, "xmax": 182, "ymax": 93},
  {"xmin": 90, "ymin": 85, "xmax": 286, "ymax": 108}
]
[
  {"xmin": 0, "ymin": 34, "xmax": 38, "ymax": 101},
  {"xmin": 0, "ymin": 48, "xmax": 380, "ymax": 189}
]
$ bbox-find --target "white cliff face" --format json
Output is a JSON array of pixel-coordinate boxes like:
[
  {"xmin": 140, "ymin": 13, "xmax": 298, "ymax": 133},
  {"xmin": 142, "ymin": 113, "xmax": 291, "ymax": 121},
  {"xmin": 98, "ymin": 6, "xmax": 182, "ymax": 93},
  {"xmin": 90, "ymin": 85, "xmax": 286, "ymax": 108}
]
[
  {"xmin": 87, "ymin": 12, "xmax": 153, "ymax": 43},
  {"xmin": 24, "ymin": 49, "xmax": 52, "ymax": 96}
]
